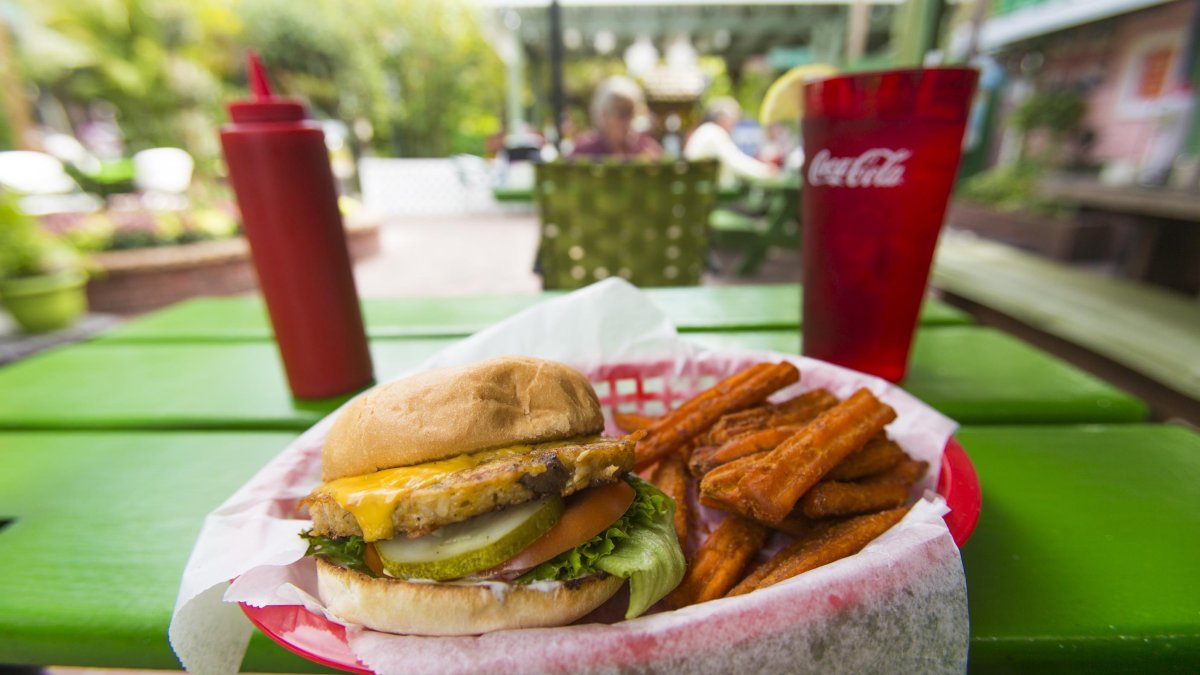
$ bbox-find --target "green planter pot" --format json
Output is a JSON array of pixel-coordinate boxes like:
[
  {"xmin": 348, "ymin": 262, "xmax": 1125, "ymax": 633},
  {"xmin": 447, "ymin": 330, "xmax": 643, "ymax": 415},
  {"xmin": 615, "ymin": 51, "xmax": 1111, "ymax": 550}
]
[{"xmin": 0, "ymin": 270, "xmax": 88, "ymax": 333}]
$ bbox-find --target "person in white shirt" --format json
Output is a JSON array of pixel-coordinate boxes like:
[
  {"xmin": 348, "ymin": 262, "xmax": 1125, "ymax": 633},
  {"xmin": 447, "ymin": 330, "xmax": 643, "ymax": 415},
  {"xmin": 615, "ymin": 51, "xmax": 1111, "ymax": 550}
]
[{"xmin": 684, "ymin": 97, "xmax": 778, "ymax": 187}]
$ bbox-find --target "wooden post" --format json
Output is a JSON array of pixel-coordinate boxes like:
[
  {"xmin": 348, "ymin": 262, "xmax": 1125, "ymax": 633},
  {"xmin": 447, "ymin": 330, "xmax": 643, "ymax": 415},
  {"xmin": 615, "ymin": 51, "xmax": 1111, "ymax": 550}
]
[
  {"xmin": 846, "ymin": 0, "xmax": 871, "ymax": 63},
  {"xmin": 891, "ymin": 0, "xmax": 947, "ymax": 67}
]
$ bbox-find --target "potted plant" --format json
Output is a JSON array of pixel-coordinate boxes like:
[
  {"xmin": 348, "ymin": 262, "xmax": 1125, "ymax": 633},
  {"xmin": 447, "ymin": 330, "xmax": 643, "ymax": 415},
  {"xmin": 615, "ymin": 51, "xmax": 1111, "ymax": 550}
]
[{"xmin": 0, "ymin": 192, "xmax": 89, "ymax": 333}]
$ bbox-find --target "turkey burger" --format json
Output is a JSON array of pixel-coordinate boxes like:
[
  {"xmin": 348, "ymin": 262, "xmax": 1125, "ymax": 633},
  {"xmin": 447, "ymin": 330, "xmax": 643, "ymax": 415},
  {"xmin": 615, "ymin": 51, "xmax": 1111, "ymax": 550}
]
[{"xmin": 300, "ymin": 356, "xmax": 684, "ymax": 636}]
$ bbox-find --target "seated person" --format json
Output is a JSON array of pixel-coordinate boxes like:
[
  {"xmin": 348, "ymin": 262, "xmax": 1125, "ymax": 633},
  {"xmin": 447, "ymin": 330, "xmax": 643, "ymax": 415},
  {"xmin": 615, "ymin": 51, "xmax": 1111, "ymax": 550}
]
[
  {"xmin": 684, "ymin": 97, "xmax": 778, "ymax": 187},
  {"xmin": 570, "ymin": 76, "xmax": 662, "ymax": 160}
]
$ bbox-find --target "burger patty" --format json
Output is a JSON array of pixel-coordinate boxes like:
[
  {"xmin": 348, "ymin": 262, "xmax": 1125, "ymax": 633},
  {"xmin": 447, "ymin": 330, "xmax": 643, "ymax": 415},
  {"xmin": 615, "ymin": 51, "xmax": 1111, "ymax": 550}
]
[{"xmin": 307, "ymin": 436, "xmax": 635, "ymax": 539}]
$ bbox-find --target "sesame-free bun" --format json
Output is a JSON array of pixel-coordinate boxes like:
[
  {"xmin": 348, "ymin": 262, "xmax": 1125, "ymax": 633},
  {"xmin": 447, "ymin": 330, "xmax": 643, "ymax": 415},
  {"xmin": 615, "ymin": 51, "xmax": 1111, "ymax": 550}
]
[
  {"xmin": 316, "ymin": 558, "xmax": 623, "ymax": 636},
  {"xmin": 322, "ymin": 356, "xmax": 604, "ymax": 481}
]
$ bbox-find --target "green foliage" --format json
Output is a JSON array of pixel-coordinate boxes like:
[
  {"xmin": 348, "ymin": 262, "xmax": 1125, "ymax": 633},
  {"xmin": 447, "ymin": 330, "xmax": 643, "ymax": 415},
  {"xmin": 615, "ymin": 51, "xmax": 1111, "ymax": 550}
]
[
  {"xmin": 17, "ymin": 0, "xmax": 238, "ymax": 163},
  {"xmin": 0, "ymin": 192, "xmax": 81, "ymax": 279},
  {"xmin": 11, "ymin": 0, "xmax": 505, "ymax": 160},
  {"xmin": 370, "ymin": 0, "xmax": 506, "ymax": 157},
  {"xmin": 300, "ymin": 530, "xmax": 376, "ymax": 577},
  {"xmin": 956, "ymin": 162, "xmax": 1072, "ymax": 216},
  {"xmin": 1010, "ymin": 89, "xmax": 1087, "ymax": 136},
  {"xmin": 519, "ymin": 475, "xmax": 685, "ymax": 619},
  {"xmin": 49, "ymin": 208, "xmax": 239, "ymax": 252}
]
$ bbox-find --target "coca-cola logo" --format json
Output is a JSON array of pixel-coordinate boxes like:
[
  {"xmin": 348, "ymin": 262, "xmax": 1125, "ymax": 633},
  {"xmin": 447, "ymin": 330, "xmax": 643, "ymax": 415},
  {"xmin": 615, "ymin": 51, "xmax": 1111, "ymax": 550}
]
[{"xmin": 807, "ymin": 148, "xmax": 911, "ymax": 188}]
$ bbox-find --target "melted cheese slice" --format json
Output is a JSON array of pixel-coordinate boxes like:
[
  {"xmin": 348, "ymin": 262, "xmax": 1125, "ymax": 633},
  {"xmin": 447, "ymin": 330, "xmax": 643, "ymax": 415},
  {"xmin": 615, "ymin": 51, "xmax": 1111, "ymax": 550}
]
[{"xmin": 313, "ymin": 436, "xmax": 594, "ymax": 542}]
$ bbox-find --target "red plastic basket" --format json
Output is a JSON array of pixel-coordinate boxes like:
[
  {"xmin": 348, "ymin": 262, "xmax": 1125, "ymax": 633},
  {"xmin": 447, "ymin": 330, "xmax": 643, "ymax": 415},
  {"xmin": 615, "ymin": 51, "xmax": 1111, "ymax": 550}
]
[{"xmin": 242, "ymin": 356, "xmax": 981, "ymax": 673}]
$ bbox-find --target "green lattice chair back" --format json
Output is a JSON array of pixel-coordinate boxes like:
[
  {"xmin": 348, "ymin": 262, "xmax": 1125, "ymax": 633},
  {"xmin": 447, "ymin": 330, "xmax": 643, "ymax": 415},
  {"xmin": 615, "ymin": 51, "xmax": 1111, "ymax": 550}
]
[{"xmin": 534, "ymin": 159, "xmax": 719, "ymax": 289}]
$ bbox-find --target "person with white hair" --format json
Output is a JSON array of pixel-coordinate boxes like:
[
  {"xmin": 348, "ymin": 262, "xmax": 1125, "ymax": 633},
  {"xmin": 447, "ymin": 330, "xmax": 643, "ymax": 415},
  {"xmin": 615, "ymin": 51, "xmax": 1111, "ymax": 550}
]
[
  {"xmin": 570, "ymin": 76, "xmax": 662, "ymax": 159},
  {"xmin": 684, "ymin": 97, "xmax": 777, "ymax": 187}
]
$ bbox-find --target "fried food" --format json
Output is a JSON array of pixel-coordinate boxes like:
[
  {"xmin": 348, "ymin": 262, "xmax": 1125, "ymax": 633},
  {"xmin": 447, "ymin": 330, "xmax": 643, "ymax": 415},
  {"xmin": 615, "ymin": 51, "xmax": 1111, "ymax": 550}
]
[
  {"xmin": 798, "ymin": 481, "xmax": 909, "ymax": 519},
  {"xmin": 704, "ymin": 389, "xmax": 838, "ymax": 445},
  {"xmin": 634, "ymin": 362, "xmax": 800, "ymax": 469},
  {"xmin": 735, "ymin": 389, "xmax": 896, "ymax": 524},
  {"xmin": 307, "ymin": 436, "xmax": 634, "ymax": 539},
  {"xmin": 869, "ymin": 457, "xmax": 930, "ymax": 486},
  {"xmin": 665, "ymin": 515, "xmax": 769, "ymax": 609},
  {"xmin": 800, "ymin": 455, "xmax": 930, "ymax": 518},
  {"xmin": 646, "ymin": 450, "xmax": 692, "ymax": 551},
  {"xmin": 825, "ymin": 433, "xmax": 905, "ymax": 481},
  {"xmin": 688, "ymin": 425, "xmax": 805, "ymax": 478},
  {"xmin": 613, "ymin": 410, "xmax": 658, "ymax": 433},
  {"xmin": 726, "ymin": 506, "xmax": 911, "ymax": 597},
  {"xmin": 697, "ymin": 452, "xmax": 761, "ymax": 514}
]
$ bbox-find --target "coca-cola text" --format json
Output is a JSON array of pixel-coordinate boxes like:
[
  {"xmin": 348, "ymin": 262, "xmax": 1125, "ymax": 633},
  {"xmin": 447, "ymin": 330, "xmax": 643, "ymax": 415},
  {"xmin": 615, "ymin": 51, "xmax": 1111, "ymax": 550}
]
[{"xmin": 807, "ymin": 148, "xmax": 911, "ymax": 188}]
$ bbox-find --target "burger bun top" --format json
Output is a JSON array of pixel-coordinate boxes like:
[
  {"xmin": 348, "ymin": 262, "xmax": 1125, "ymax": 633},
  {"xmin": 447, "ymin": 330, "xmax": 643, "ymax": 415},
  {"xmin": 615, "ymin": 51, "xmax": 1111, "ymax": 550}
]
[{"xmin": 322, "ymin": 356, "xmax": 604, "ymax": 481}]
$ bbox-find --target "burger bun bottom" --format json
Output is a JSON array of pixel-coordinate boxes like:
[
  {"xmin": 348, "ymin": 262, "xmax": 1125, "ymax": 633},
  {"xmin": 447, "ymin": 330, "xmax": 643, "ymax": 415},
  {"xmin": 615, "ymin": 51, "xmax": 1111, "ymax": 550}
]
[{"xmin": 316, "ymin": 557, "xmax": 624, "ymax": 636}]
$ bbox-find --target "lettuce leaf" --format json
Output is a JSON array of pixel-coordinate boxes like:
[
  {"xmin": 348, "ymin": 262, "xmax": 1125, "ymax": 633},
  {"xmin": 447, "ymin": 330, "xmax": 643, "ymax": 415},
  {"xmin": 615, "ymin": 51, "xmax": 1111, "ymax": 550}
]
[
  {"xmin": 300, "ymin": 531, "xmax": 375, "ymax": 576},
  {"xmin": 518, "ymin": 474, "xmax": 686, "ymax": 618}
]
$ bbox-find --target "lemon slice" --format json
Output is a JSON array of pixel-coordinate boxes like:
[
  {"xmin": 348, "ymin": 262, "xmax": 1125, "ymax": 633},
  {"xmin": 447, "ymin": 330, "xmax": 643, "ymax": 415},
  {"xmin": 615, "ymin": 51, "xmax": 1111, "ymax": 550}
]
[
  {"xmin": 758, "ymin": 64, "xmax": 839, "ymax": 127},
  {"xmin": 375, "ymin": 497, "xmax": 564, "ymax": 581}
]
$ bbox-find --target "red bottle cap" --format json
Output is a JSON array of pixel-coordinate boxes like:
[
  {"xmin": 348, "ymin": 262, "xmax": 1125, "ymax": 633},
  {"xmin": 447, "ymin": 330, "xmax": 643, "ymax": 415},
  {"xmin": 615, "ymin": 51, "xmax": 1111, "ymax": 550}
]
[{"xmin": 228, "ymin": 50, "xmax": 308, "ymax": 124}]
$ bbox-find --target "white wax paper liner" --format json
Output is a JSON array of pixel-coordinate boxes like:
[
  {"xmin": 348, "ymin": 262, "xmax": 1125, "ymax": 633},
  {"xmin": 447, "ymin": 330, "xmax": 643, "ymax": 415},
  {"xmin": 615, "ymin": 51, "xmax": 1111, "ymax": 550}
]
[{"xmin": 169, "ymin": 278, "xmax": 968, "ymax": 674}]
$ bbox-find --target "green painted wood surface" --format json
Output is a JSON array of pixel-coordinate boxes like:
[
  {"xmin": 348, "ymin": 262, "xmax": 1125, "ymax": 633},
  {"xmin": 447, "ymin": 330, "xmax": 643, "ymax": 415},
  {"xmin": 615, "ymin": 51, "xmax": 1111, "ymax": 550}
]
[
  {"xmin": 956, "ymin": 424, "xmax": 1200, "ymax": 673},
  {"xmin": 933, "ymin": 233, "xmax": 1200, "ymax": 399},
  {"xmin": 4, "ymin": 427, "xmax": 1197, "ymax": 670},
  {"xmin": 0, "ymin": 431, "xmax": 333, "ymax": 672},
  {"xmin": 0, "ymin": 327, "xmax": 1142, "ymax": 430},
  {"xmin": 98, "ymin": 285, "xmax": 972, "ymax": 342},
  {"xmin": 686, "ymin": 326, "xmax": 1146, "ymax": 424}
]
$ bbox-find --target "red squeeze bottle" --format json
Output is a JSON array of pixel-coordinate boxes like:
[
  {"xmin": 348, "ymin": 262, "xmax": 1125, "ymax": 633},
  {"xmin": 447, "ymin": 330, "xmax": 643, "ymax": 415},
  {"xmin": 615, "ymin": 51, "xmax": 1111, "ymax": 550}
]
[{"xmin": 220, "ymin": 52, "xmax": 373, "ymax": 399}]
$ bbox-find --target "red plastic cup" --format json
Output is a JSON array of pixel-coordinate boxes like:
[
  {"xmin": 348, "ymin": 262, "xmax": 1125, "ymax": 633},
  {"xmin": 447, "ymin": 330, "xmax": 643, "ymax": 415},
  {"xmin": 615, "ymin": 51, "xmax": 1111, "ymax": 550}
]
[{"xmin": 801, "ymin": 67, "xmax": 978, "ymax": 382}]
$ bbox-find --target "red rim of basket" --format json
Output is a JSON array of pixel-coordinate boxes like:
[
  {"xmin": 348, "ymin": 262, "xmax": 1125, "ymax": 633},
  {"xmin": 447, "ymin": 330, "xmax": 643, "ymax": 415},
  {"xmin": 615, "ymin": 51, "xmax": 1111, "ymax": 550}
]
[{"xmin": 241, "ymin": 357, "xmax": 982, "ymax": 674}]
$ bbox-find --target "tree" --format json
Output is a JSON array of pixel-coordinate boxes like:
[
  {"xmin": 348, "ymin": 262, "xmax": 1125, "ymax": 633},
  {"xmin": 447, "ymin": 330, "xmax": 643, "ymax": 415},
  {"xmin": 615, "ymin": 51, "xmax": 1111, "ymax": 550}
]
[{"xmin": 13, "ymin": 0, "xmax": 240, "ymax": 163}]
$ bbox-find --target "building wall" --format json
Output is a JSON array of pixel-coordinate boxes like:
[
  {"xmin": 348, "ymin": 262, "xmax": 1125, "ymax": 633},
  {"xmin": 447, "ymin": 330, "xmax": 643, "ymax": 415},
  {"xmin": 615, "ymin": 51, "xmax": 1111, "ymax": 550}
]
[
  {"xmin": 1086, "ymin": 0, "xmax": 1194, "ymax": 166},
  {"xmin": 1022, "ymin": 0, "xmax": 1200, "ymax": 172}
]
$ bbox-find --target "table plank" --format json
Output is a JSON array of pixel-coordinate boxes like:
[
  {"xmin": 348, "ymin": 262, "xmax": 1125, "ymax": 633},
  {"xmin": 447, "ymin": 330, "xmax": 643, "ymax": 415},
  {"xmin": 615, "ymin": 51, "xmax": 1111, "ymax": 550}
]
[
  {"xmin": 0, "ymin": 327, "xmax": 1143, "ymax": 430},
  {"xmin": 955, "ymin": 424, "xmax": 1200, "ymax": 673},
  {"xmin": 0, "ymin": 431, "xmax": 332, "ymax": 671},
  {"xmin": 686, "ymin": 326, "xmax": 1147, "ymax": 424},
  {"xmin": 98, "ymin": 285, "xmax": 971, "ymax": 341}
]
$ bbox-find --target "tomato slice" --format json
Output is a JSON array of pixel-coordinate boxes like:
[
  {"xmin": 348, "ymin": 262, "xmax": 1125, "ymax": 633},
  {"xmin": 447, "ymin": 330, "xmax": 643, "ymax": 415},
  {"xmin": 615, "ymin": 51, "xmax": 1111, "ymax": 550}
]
[
  {"xmin": 483, "ymin": 480, "xmax": 635, "ymax": 577},
  {"xmin": 364, "ymin": 541, "xmax": 385, "ymax": 576}
]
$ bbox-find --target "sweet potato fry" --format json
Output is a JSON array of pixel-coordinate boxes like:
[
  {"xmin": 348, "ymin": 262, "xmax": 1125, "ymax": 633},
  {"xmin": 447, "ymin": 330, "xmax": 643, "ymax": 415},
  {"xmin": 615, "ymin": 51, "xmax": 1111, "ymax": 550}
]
[
  {"xmin": 798, "ymin": 481, "xmax": 909, "ymax": 518},
  {"xmin": 646, "ymin": 450, "xmax": 692, "ymax": 551},
  {"xmin": 697, "ymin": 451, "xmax": 765, "ymax": 514},
  {"xmin": 705, "ymin": 389, "xmax": 838, "ymax": 445},
  {"xmin": 697, "ymin": 465, "xmax": 746, "ymax": 512},
  {"xmin": 613, "ymin": 410, "xmax": 659, "ymax": 433},
  {"xmin": 868, "ymin": 457, "xmax": 930, "ymax": 486},
  {"xmin": 726, "ymin": 506, "xmax": 910, "ymax": 597},
  {"xmin": 635, "ymin": 362, "xmax": 800, "ymax": 468},
  {"xmin": 688, "ymin": 425, "xmax": 805, "ymax": 478},
  {"xmin": 825, "ymin": 433, "xmax": 905, "ymax": 481},
  {"xmin": 665, "ymin": 515, "xmax": 769, "ymax": 609},
  {"xmin": 768, "ymin": 510, "xmax": 831, "ymax": 539},
  {"xmin": 736, "ymin": 389, "xmax": 897, "ymax": 524}
]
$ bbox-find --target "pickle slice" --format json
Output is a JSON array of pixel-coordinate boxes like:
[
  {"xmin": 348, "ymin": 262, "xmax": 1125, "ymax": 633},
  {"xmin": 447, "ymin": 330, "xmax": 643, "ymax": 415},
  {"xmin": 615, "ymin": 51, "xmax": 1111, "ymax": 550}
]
[{"xmin": 375, "ymin": 497, "xmax": 564, "ymax": 581}]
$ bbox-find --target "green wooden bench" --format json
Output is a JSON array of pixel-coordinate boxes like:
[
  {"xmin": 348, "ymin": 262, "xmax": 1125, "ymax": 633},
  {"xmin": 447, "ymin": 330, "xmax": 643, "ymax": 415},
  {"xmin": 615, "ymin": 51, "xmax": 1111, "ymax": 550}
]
[
  {"xmin": 933, "ymin": 233, "xmax": 1200, "ymax": 420},
  {"xmin": 708, "ymin": 173, "xmax": 801, "ymax": 277}
]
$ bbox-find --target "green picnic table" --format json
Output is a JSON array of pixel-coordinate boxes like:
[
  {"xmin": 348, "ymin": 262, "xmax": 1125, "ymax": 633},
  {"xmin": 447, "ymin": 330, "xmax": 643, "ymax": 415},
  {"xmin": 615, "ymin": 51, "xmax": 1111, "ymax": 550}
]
[
  {"xmin": 98, "ymin": 284, "xmax": 970, "ymax": 341},
  {"xmin": 2, "ymin": 424, "xmax": 1196, "ymax": 672},
  {"xmin": 709, "ymin": 173, "xmax": 802, "ymax": 276},
  {"xmin": 0, "ymin": 283, "xmax": 1193, "ymax": 673},
  {"xmin": 0, "ymin": 327, "xmax": 1144, "ymax": 430}
]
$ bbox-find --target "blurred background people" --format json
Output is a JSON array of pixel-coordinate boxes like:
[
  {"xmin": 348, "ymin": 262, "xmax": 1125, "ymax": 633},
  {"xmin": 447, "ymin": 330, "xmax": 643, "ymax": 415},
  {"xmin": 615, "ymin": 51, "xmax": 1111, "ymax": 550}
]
[
  {"xmin": 570, "ymin": 76, "xmax": 662, "ymax": 159},
  {"xmin": 685, "ymin": 97, "xmax": 777, "ymax": 187}
]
